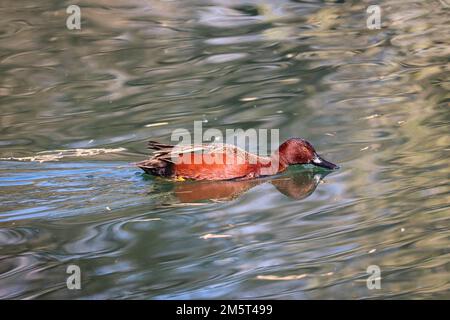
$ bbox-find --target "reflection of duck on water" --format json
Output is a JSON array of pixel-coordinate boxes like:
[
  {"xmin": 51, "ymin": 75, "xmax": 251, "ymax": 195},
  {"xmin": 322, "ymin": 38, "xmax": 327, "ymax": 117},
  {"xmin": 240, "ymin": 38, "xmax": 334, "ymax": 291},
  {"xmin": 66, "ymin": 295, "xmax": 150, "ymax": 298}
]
[{"xmin": 167, "ymin": 170, "xmax": 329, "ymax": 203}]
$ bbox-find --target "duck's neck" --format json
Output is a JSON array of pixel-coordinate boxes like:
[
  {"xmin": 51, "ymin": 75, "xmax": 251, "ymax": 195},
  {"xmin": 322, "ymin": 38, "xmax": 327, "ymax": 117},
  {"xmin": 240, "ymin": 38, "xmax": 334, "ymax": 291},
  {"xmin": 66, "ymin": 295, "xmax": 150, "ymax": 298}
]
[{"xmin": 257, "ymin": 151, "xmax": 289, "ymax": 176}]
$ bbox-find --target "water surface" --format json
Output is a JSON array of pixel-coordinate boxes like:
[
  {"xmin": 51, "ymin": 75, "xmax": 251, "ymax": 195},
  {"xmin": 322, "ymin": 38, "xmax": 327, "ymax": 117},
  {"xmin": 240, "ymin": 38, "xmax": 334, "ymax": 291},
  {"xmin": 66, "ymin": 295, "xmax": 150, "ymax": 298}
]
[{"xmin": 0, "ymin": 0, "xmax": 449, "ymax": 299}]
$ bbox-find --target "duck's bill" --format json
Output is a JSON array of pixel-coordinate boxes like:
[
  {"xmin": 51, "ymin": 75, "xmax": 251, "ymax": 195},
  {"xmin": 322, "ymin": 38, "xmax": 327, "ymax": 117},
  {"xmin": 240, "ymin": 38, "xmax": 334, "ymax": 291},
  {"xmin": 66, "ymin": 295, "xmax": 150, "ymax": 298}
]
[{"xmin": 312, "ymin": 154, "xmax": 339, "ymax": 170}]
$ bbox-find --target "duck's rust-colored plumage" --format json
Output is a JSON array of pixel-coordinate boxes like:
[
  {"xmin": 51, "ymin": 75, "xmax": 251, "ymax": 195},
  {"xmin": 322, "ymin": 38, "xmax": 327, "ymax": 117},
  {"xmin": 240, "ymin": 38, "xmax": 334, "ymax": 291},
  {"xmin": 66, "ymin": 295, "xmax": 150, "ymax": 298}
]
[{"xmin": 136, "ymin": 138, "xmax": 338, "ymax": 181}]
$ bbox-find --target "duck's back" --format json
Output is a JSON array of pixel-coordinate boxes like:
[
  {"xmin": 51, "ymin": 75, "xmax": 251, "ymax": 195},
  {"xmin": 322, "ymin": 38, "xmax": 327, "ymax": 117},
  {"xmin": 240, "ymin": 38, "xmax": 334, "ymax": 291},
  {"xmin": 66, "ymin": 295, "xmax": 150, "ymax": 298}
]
[{"xmin": 138, "ymin": 142, "xmax": 270, "ymax": 180}]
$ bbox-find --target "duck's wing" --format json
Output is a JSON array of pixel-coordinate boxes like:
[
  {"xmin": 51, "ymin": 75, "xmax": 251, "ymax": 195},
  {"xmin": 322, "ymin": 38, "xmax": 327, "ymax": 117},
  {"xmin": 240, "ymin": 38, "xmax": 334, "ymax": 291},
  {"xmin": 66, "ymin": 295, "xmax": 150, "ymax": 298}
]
[
  {"xmin": 147, "ymin": 141, "xmax": 268, "ymax": 165},
  {"xmin": 149, "ymin": 142, "xmax": 209, "ymax": 163}
]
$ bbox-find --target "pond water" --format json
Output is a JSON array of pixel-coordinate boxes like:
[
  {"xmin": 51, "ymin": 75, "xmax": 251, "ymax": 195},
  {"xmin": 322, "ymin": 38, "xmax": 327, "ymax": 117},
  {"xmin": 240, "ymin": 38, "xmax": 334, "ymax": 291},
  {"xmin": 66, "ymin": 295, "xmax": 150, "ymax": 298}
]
[{"xmin": 0, "ymin": 0, "xmax": 449, "ymax": 299}]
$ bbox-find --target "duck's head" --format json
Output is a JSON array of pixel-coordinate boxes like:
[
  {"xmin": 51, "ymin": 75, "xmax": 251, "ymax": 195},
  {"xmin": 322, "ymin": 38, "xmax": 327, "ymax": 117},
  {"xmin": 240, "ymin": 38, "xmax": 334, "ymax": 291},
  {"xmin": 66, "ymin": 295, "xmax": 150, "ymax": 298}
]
[{"xmin": 278, "ymin": 138, "xmax": 339, "ymax": 170}]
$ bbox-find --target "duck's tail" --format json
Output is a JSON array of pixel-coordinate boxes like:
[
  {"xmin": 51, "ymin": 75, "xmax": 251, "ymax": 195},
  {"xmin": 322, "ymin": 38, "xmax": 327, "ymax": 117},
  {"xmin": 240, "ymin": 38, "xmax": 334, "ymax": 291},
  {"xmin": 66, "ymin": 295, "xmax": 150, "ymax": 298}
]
[
  {"xmin": 136, "ymin": 158, "xmax": 173, "ymax": 177},
  {"xmin": 135, "ymin": 140, "xmax": 176, "ymax": 176}
]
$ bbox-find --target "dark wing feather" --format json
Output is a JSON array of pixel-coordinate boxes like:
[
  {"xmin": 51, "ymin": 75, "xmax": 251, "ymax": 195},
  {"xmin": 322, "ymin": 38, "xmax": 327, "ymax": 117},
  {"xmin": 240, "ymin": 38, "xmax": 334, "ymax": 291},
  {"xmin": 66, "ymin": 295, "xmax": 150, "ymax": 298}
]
[{"xmin": 147, "ymin": 140, "xmax": 175, "ymax": 151}]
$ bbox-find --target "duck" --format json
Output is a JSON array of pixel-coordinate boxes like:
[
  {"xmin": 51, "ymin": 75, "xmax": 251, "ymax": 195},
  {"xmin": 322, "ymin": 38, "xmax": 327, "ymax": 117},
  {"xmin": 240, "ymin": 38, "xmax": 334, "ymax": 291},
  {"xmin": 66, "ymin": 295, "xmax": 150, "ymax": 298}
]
[{"xmin": 136, "ymin": 138, "xmax": 338, "ymax": 181}]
